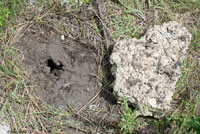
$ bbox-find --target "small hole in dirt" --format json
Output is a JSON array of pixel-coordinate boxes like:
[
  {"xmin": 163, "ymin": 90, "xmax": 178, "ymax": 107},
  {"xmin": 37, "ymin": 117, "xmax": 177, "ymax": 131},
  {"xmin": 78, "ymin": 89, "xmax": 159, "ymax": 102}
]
[{"xmin": 46, "ymin": 58, "xmax": 63, "ymax": 72}]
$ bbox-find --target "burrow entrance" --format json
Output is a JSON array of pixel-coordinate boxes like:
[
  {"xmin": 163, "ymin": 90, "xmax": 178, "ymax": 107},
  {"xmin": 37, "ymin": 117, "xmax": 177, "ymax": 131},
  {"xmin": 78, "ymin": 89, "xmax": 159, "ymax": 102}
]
[{"xmin": 15, "ymin": 30, "xmax": 101, "ymax": 109}]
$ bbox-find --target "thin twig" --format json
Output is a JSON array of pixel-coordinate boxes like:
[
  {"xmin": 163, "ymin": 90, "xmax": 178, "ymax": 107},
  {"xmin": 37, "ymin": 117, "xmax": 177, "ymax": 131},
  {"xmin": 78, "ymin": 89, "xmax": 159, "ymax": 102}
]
[{"xmin": 76, "ymin": 90, "xmax": 101, "ymax": 115}]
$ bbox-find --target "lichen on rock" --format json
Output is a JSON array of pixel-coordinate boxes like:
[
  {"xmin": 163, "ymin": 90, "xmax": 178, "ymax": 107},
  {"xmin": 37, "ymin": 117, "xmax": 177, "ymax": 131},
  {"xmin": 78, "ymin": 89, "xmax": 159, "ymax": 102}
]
[{"xmin": 110, "ymin": 21, "xmax": 192, "ymax": 118}]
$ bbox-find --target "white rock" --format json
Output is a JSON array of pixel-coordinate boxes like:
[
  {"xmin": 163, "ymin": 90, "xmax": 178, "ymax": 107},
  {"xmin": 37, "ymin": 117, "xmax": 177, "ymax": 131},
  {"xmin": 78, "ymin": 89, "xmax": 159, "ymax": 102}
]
[
  {"xmin": 110, "ymin": 21, "xmax": 192, "ymax": 118},
  {"xmin": 61, "ymin": 35, "xmax": 65, "ymax": 40}
]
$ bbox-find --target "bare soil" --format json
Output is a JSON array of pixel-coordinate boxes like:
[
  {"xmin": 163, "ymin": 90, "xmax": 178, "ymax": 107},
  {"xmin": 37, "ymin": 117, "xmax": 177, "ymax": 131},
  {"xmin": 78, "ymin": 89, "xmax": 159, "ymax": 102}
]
[{"xmin": 15, "ymin": 28, "xmax": 101, "ymax": 109}]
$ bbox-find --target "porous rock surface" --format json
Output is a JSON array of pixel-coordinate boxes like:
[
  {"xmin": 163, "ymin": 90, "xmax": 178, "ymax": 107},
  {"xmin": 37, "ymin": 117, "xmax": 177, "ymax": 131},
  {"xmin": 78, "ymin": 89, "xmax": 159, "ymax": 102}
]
[{"xmin": 110, "ymin": 21, "xmax": 192, "ymax": 118}]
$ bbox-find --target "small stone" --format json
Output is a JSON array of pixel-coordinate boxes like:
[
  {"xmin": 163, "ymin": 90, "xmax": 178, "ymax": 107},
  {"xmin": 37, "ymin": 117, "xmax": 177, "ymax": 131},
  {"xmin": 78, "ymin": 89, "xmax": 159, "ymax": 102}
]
[
  {"xmin": 61, "ymin": 35, "xmax": 65, "ymax": 41},
  {"xmin": 110, "ymin": 21, "xmax": 192, "ymax": 118}
]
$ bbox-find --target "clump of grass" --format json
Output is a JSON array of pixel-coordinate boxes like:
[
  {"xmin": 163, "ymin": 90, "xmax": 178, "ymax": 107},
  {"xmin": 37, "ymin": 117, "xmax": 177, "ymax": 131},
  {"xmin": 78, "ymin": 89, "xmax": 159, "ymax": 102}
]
[
  {"xmin": 82, "ymin": 0, "xmax": 89, "ymax": 3},
  {"xmin": 118, "ymin": 98, "xmax": 144, "ymax": 134},
  {"xmin": 0, "ymin": 1, "xmax": 10, "ymax": 28},
  {"xmin": 0, "ymin": 0, "xmax": 24, "ymax": 30},
  {"xmin": 105, "ymin": 0, "xmax": 143, "ymax": 38},
  {"xmin": 185, "ymin": 116, "xmax": 200, "ymax": 134},
  {"xmin": 190, "ymin": 32, "xmax": 200, "ymax": 51},
  {"xmin": 168, "ymin": 0, "xmax": 200, "ymax": 11},
  {"xmin": 173, "ymin": 114, "xmax": 200, "ymax": 134},
  {"xmin": 104, "ymin": 0, "xmax": 177, "ymax": 39}
]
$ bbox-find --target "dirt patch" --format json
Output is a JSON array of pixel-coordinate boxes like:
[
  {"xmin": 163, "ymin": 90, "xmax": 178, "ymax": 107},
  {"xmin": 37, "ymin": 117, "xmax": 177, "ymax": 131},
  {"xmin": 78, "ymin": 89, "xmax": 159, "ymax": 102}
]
[{"xmin": 15, "ymin": 29, "xmax": 101, "ymax": 109}]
